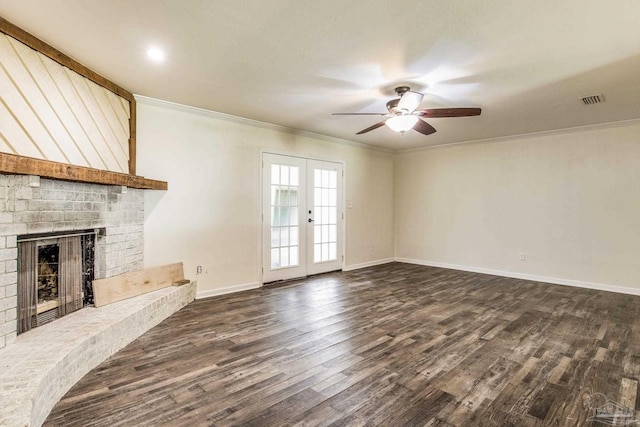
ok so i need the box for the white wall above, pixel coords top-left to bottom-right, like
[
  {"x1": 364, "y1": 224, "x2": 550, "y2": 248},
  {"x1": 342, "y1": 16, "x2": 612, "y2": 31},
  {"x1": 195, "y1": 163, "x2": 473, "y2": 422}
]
[
  {"x1": 136, "y1": 95, "x2": 640, "y2": 296},
  {"x1": 395, "y1": 121, "x2": 640, "y2": 290},
  {"x1": 136, "y1": 98, "x2": 395, "y2": 295}
]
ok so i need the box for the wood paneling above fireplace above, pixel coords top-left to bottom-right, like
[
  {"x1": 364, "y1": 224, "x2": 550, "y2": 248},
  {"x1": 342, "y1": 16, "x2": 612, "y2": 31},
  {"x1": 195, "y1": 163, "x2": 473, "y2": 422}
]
[{"x1": 0, "y1": 17, "x2": 166, "y2": 190}]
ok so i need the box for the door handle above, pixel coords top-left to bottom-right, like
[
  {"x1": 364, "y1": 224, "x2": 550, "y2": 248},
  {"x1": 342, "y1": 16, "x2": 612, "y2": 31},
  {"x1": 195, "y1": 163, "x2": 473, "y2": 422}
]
[{"x1": 308, "y1": 218, "x2": 314, "y2": 223}]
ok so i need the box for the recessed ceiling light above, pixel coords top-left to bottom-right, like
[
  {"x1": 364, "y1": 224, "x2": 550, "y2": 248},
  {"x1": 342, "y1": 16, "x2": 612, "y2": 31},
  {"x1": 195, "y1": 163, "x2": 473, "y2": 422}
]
[{"x1": 147, "y1": 47, "x2": 165, "y2": 62}]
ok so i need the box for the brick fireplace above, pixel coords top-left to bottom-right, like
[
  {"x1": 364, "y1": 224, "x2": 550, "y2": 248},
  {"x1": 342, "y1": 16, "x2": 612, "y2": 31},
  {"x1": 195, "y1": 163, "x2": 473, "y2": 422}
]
[{"x1": 0, "y1": 174, "x2": 144, "y2": 349}]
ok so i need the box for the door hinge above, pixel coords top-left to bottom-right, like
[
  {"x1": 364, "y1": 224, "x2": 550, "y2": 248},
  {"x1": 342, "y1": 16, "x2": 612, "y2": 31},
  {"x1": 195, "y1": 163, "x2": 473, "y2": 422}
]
[
  {"x1": 342, "y1": 212, "x2": 344, "y2": 220},
  {"x1": 342, "y1": 255, "x2": 344, "y2": 262},
  {"x1": 342, "y1": 170, "x2": 344, "y2": 178}
]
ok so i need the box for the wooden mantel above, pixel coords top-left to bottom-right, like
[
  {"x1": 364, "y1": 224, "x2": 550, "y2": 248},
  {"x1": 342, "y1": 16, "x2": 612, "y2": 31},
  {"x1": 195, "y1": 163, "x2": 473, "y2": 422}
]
[
  {"x1": 0, "y1": 17, "x2": 166, "y2": 190},
  {"x1": 0, "y1": 152, "x2": 167, "y2": 190}
]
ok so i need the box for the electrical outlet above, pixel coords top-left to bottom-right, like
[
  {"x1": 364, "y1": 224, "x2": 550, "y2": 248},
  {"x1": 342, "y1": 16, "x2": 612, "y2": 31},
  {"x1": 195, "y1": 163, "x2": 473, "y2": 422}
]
[
  {"x1": 519, "y1": 252, "x2": 526, "y2": 261},
  {"x1": 196, "y1": 265, "x2": 202, "y2": 274}
]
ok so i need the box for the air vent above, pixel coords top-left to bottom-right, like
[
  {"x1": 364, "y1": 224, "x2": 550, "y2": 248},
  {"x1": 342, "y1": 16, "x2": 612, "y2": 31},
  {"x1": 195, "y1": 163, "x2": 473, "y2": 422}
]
[{"x1": 581, "y1": 94, "x2": 605, "y2": 105}]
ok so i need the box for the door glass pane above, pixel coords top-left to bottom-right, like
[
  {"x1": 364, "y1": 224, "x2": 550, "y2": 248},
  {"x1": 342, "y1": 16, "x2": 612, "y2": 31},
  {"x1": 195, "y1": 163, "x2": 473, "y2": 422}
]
[
  {"x1": 329, "y1": 171, "x2": 337, "y2": 188},
  {"x1": 270, "y1": 164, "x2": 300, "y2": 270},
  {"x1": 322, "y1": 188, "x2": 329, "y2": 206},
  {"x1": 271, "y1": 165, "x2": 280, "y2": 185},
  {"x1": 271, "y1": 227, "x2": 280, "y2": 247},
  {"x1": 281, "y1": 227, "x2": 289, "y2": 246},
  {"x1": 313, "y1": 167, "x2": 338, "y2": 263},
  {"x1": 281, "y1": 166, "x2": 290, "y2": 185},
  {"x1": 280, "y1": 187, "x2": 289, "y2": 205},
  {"x1": 329, "y1": 209, "x2": 337, "y2": 224},
  {"x1": 289, "y1": 206, "x2": 298, "y2": 226},
  {"x1": 280, "y1": 206, "x2": 290, "y2": 226}
]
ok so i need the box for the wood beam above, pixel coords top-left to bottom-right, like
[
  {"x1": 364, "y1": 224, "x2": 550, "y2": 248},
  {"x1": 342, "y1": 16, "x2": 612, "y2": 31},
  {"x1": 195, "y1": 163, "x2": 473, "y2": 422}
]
[
  {"x1": 0, "y1": 152, "x2": 167, "y2": 190},
  {"x1": 129, "y1": 97, "x2": 137, "y2": 175},
  {"x1": 93, "y1": 263, "x2": 185, "y2": 307}
]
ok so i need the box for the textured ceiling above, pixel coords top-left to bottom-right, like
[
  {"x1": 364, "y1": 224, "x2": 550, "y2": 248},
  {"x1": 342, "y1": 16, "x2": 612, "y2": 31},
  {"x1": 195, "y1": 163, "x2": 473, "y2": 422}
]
[{"x1": 1, "y1": 0, "x2": 640, "y2": 150}]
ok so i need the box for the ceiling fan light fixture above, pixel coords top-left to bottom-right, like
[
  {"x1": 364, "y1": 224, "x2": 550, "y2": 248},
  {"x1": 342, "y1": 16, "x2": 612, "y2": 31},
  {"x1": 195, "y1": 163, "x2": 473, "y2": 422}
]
[
  {"x1": 397, "y1": 91, "x2": 424, "y2": 113},
  {"x1": 386, "y1": 115, "x2": 419, "y2": 132},
  {"x1": 333, "y1": 86, "x2": 480, "y2": 136}
]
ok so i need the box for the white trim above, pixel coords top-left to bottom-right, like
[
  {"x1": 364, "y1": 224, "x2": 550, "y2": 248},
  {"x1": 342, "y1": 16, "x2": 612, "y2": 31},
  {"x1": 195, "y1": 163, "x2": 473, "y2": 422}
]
[
  {"x1": 343, "y1": 258, "x2": 395, "y2": 272},
  {"x1": 395, "y1": 257, "x2": 640, "y2": 296},
  {"x1": 196, "y1": 282, "x2": 261, "y2": 299},
  {"x1": 261, "y1": 149, "x2": 345, "y2": 166},
  {"x1": 134, "y1": 95, "x2": 392, "y2": 153},
  {"x1": 397, "y1": 118, "x2": 640, "y2": 155},
  {"x1": 257, "y1": 150, "x2": 264, "y2": 286}
]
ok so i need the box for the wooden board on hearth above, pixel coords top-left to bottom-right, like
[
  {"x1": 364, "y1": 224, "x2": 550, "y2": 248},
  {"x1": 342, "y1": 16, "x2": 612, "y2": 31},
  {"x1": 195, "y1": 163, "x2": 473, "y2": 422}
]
[{"x1": 93, "y1": 262, "x2": 187, "y2": 307}]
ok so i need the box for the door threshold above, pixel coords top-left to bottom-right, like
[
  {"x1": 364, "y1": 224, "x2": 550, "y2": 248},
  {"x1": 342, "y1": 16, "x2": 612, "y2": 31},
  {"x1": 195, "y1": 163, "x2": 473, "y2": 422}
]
[
  {"x1": 263, "y1": 276, "x2": 307, "y2": 288},
  {"x1": 263, "y1": 269, "x2": 342, "y2": 287}
]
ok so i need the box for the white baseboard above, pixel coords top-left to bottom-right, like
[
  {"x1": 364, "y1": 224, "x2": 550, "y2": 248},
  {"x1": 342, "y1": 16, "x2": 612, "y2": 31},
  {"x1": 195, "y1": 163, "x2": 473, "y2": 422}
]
[
  {"x1": 196, "y1": 282, "x2": 261, "y2": 299},
  {"x1": 343, "y1": 258, "x2": 395, "y2": 272},
  {"x1": 395, "y1": 257, "x2": 640, "y2": 297}
]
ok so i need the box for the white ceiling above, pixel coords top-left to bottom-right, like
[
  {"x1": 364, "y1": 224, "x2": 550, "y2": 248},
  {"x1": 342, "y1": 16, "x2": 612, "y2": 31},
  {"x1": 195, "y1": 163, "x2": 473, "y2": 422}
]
[{"x1": 2, "y1": 0, "x2": 640, "y2": 150}]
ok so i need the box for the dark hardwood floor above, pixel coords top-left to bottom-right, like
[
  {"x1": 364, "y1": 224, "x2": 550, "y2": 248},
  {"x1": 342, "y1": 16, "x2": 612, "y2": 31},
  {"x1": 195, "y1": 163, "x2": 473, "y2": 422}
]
[{"x1": 45, "y1": 262, "x2": 640, "y2": 426}]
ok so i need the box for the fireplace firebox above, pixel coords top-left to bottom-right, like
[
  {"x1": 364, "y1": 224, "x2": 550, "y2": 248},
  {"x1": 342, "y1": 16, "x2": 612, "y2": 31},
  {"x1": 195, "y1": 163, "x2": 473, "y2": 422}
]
[{"x1": 17, "y1": 229, "x2": 98, "y2": 333}]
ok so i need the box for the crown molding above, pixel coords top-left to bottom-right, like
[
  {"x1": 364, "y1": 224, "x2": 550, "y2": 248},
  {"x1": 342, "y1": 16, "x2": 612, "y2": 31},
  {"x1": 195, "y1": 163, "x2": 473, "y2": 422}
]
[
  {"x1": 397, "y1": 117, "x2": 640, "y2": 155},
  {"x1": 134, "y1": 95, "x2": 394, "y2": 154}
]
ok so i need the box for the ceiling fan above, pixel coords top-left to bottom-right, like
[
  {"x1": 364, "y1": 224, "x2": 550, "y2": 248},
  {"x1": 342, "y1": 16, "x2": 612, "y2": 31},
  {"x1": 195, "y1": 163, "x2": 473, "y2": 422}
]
[{"x1": 332, "y1": 86, "x2": 481, "y2": 136}]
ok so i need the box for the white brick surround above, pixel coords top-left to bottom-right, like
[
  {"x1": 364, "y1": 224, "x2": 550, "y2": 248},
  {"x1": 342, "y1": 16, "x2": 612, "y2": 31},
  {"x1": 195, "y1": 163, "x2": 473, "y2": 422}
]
[
  {"x1": 0, "y1": 281, "x2": 196, "y2": 427},
  {"x1": 0, "y1": 175, "x2": 145, "y2": 350}
]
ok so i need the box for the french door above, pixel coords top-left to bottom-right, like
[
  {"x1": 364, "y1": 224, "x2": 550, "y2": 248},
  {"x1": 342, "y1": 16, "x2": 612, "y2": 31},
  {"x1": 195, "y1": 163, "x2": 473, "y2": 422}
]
[{"x1": 262, "y1": 153, "x2": 343, "y2": 282}]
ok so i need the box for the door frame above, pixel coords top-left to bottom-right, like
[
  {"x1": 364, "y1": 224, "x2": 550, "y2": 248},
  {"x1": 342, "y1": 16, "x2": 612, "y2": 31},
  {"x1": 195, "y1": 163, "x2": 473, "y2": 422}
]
[{"x1": 258, "y1": 149, "x2": 346, "y2": 285}]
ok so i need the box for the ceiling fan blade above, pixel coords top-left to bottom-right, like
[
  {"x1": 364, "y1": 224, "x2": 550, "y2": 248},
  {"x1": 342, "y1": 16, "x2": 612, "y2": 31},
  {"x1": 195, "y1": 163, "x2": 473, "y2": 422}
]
[
  {"x1": 332, "y1": 112, "x2": 388, "y2": 116},
  {"x1": 397, "y1": 91, "x2": 424, "y2": 113},
  {"x1": 416, "y1": 108, "x2": 481, "y2": 118},
  {"x1": 413, "y1": 119, "x2": 437, "y2": 136},
  {"x1": 356, "y1": 120, "x2": 387, "y2": 135}
]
